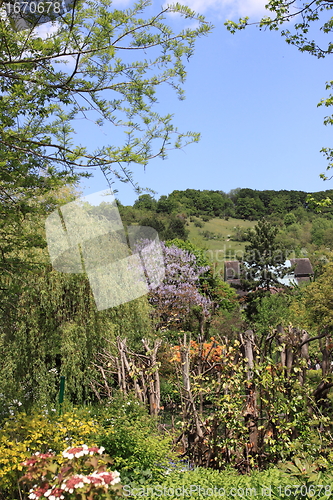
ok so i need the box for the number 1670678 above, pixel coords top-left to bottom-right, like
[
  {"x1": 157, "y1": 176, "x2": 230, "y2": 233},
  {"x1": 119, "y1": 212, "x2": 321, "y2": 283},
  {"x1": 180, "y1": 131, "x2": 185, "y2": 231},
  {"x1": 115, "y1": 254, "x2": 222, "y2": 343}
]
[{"x1": 7, "y1": 1, "x2": 62, "y2": 15}]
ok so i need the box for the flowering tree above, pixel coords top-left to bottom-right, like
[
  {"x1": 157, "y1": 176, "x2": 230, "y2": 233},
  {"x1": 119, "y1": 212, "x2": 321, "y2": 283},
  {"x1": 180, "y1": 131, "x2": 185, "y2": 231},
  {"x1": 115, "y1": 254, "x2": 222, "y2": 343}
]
[{"x1": 146, "y1": 242, "x2": 213, "y2": 333}]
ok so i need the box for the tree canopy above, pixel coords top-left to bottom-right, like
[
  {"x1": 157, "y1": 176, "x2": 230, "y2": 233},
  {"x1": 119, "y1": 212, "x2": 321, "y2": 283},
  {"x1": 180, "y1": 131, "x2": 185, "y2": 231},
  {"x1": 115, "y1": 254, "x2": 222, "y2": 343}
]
[
  {"x1": 131, "y1": 187, "x2": 333, "y2": 220},
  {"x1": 1, "y1": 0, "x2": 211, "y2": 183},
  {"x1": 0, "y1": 0, "x2": 211, "y2": 290}
]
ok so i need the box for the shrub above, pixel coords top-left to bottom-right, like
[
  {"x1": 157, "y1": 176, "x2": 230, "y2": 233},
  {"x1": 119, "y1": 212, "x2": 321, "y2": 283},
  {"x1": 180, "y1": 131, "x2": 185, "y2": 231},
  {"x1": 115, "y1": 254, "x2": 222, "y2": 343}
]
[
  {"x1": 199, "y1": 230, "x2": 221, "y2": 240},
  {"x1": 96, "y1": 396, "x2": 174, "y2": 485},
  {"x1": 231, "y1": 226, "x2": 250, "y2": 242},
  {"x1": 0, "y1": 409, "x2": 103, "y2": 499},
  {"x1": 127, "y1": 466, "x2": 333, "y2": 499},
  {"x1": 284, "y1": 212, "x2": 297, "y2": 227},
  {"x1": 19, "y1": 445, "x2": 121, "y2": 500},
  {"x1": 159, "y1": 379, "x2": 181, "y2": 409},
  {"x1": 0, "y1": 398, "x2": 175, "y2": 497}
]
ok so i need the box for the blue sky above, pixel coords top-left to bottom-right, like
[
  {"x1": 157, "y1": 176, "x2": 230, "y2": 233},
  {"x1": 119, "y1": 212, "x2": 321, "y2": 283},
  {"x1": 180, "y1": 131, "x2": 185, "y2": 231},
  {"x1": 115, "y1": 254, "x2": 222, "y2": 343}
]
[{"x1": 79, "y1": 0, "x2": 333, "y2": 206}]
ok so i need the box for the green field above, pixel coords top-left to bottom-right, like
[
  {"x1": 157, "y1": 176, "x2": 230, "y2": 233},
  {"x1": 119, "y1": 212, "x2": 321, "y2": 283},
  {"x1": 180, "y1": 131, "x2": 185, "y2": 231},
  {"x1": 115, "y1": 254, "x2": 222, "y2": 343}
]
[{"x1": 187, "y1": 217, "x2": 257, "y2": 273}]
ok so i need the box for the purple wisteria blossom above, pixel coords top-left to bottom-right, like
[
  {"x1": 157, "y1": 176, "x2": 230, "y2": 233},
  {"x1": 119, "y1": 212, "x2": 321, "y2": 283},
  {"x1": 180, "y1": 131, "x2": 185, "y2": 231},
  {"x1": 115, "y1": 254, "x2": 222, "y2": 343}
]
[{"x1": 134, "y1": 240, "x2": 212, "y2": 329}]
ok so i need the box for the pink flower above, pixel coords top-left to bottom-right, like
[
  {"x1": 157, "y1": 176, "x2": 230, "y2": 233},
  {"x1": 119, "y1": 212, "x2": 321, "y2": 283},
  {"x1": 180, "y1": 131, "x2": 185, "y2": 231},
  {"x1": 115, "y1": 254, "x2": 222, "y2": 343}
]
[
  {"x1": 86, "y1": 475, "x2": 104, "y2": 485},
  {"x1": 23, "y1": 457, "x2": 38, "y2": 467},
  {"x1": 39, "y1": 453, "x2": 54, "y2": 459},
  {"x1": 87, "y1": 446, "x2": 105, "y2": 455},
  {"x1": 61, "y1": 474, "x2": 89, "y2": 493},
  {"x1": 87, "y1": 471, "x2": 121, "y2": 487},
  {"x1": 23, "y1": 453, "x2": 54, "y2": 467},
  {"x1": 28, "y1": 484, "x2": 50, "y2": 499},
  {"x1": 44, "y1": 488, "x2": 64, "y2": 500},
  {"x1": 100, "y1": 471, "x2": 120, "y2": 485},
  {"x1": 62, "y1": 445, "x2": 89, "y2": 459}
]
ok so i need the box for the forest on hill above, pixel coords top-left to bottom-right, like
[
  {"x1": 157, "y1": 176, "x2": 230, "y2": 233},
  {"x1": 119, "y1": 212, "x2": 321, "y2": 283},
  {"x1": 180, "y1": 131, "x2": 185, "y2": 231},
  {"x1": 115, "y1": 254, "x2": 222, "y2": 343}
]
[
  {"x1": 126, "y1": 187, "x2": 333, "y2": 220},
  {"x1": 118, "y1": 188, "x2": 333, "y2": 271}
]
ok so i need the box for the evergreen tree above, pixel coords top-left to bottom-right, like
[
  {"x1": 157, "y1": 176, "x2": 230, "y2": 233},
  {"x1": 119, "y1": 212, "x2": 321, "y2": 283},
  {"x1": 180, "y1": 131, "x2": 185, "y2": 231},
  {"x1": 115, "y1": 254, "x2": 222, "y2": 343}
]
[{"x1": 241, "y1": 219, "x2": 289, "y2": 292}]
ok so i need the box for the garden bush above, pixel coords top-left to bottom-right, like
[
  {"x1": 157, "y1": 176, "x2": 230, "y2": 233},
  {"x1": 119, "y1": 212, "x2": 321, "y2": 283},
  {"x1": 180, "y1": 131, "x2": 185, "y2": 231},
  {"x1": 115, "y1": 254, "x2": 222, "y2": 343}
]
[
  {"x1": 0, "y1": 396, "x2": 175, "y2": 498},
  {"x1": 96, "y1": 396, "x2": 174, "y2": 485},
  {"x1": 19, "y1": 444, "x2": 121, "y2": 500},
  {"x1": 127, "y1": 466, "x2": 333, "y2": 499},
  {"x1": 0, "y1": 408, "x2": 103, "y2": 499}
]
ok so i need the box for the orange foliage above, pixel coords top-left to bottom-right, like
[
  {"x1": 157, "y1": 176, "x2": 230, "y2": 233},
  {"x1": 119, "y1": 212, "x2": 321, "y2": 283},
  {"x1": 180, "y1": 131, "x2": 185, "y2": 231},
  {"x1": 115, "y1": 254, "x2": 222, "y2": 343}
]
[{"x1": 170, "y1": 337, "x2": 227, "y2": 364}]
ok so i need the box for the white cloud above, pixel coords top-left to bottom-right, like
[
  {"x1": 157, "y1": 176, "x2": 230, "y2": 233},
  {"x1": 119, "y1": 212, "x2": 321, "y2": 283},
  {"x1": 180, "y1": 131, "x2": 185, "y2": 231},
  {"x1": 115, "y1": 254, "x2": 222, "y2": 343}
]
[
  {"x1": 35, "y1": 21, "x2": 59, "y2": 39},
  {"x1": 166, "y1": 0, "x2": 269, "y2": 19},
  {"x1": 228, "y1": 0, "x2": 269, "y2": 18},
  {"x1": 34, "y1": 21, "x2": 77, "y2": 69}
]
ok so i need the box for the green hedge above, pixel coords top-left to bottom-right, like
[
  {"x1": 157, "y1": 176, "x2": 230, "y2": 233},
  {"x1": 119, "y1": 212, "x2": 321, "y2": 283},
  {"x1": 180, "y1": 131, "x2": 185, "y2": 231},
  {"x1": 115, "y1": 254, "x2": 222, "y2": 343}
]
[{"x1": 124, "y1": 467, "x2": 333, "y2": 500}]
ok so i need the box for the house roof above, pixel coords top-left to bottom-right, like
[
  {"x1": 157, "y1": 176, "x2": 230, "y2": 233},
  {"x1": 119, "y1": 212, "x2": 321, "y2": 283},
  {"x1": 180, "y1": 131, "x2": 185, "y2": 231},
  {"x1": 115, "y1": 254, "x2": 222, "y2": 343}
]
[
  {"x1": 224, "y1": 260, "x2": 240, "y2": 280},
  {"x1": 289, "y1": 258, "x2": 313, "y2": 277},
  {"x1": 224, "y1": 258, "x2": 313, "y2": 292}
]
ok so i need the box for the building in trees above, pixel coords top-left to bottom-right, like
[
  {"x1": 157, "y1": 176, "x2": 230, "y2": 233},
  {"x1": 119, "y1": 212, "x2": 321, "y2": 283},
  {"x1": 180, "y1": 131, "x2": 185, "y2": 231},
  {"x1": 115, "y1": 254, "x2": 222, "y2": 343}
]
[
  {"x1": 224, "y1": 258, "x2": 313, "y2": 292},
  {"x1": 289, "y1": 258, "x2": 314, "y2": 284}
]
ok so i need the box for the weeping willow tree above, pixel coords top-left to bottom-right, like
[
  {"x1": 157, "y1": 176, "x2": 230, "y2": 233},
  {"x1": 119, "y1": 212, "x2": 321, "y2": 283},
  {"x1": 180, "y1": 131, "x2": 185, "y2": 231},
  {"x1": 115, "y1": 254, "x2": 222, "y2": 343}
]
[
  {"x1": 0, "y1": 266, "x2": 152, "y2": 411},
  {"x1": 0, "y1": 182, "x2": 153, "y2": 413}
]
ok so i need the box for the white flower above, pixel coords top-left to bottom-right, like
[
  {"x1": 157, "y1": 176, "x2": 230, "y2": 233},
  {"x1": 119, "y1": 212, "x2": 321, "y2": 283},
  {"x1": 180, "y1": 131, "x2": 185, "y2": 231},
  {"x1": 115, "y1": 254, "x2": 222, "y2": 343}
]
[
  {"x1": 110, "y1": 471, "x2": 121, "y2": 485},
  {"x1": 62, "y1": 474, "x2": 89, "y2": 492},
  {"x1": 63, "y1": 444, "x2": 90, "y2": 459}
]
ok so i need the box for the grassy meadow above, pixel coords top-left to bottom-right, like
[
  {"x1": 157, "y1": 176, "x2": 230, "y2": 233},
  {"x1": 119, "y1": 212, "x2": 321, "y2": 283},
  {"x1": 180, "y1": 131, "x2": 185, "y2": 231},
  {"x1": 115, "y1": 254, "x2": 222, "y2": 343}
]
[{"x1": 187, "y1": 217, "x2": 257, "y2": 273}]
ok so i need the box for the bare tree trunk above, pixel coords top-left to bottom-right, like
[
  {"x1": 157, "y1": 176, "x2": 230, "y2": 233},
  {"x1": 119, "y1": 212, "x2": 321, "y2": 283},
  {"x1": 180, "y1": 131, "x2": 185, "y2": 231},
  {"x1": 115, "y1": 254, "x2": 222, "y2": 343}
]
[
  {"x1": 116, "y1": 358, "x2": 123, "y2": 393},
  {"x1": 140, "y1": 372, "x2": 147, "y2": 405},
  {"x1": 180, "y1": 337, "x2": 203, "y2": 439},
  {"x1": 286, "y1": 346, "x2": 293, "y2": 375},
  {"x1": 118, "y1": 338, "x2": 143, "y2": 401},
  {"x1": 92, "y1": 337, "x2": 162, "y2": 414},
  {"x1": 177, "y1": 334, "x2": 205, "y2": 465},
  {"x1": 142, "y1": 339, "x2": 162, "y2": 416},
  {"x1": 320, "y1": 336, "x2": 331, "y2": 377},
  {"x1": 118, "y1": 339, "x2": 128, "y2": 395},
  {"x1": 277, "y1": 324, "x2": 287, "y2": 368},
  {"x1": 198, "y1": 340, "x2": 203, "y2": 415},
  {"x1": 278, "y1": 325, "x2": 296, "y2": 377},
  {"x1": 242, "y1": 329, "x2": 258, "y2": 454},
  {"x1": 299, "y1": 330, "x2": 309, "y2": 385}
]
